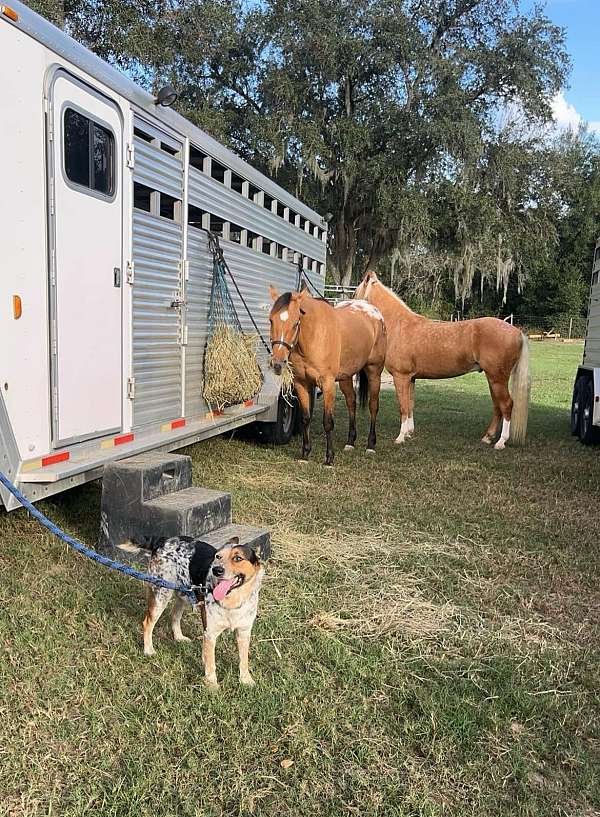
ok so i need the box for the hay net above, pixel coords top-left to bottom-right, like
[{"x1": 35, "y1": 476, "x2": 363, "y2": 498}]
[{"x1": 203, "y1": 237, "x2": 263, "y2": 411}]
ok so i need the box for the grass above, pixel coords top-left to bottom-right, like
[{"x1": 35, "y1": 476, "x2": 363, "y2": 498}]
[{"x1": 1, "y1": 341, "x2": 599, "y2": 817}]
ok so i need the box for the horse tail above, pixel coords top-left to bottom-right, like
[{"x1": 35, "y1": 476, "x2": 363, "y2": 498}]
[
  {"x1": 510, "y1": 332, "x2": 530, "y2": 445},
  {"x1": 358, "y1": 369, "x2": 369, "y2": 409}
]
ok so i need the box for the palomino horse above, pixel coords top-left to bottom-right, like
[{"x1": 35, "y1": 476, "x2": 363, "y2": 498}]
[
  {"x1": 268, "y1": 286, "x2": 386, "y2": 465},
  {"x1": 354, "y1": 271, "x2": 530, "y2": 449}
]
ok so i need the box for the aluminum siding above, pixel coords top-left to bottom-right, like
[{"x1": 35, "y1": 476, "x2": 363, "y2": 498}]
[
  {"x1": 185, "y1": 229, "x2": 212, "y2": 418},
  {"x1": 188, "y1": 168, "x2": 326, "y2": 262},
  {"x1": 132, "y1": 211, "x2": 183, "y2": 426},
  {"x1": 134, "y1": 137, "x2": 183, "y2": 199}
]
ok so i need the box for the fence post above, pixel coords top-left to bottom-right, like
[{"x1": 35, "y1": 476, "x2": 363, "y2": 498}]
[{"x1": 569, "y1": 317, "x2": 573, "y2": 340}]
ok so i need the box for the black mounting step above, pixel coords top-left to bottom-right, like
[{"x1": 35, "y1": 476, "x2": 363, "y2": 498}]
[{"x1": 97, "y1": 452, "x2": 270, "y2": 563}]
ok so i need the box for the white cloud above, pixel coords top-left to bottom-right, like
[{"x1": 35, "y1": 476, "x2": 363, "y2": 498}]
[{"x1": 550, "y1": 92, "x2": 582, "y2": 131}]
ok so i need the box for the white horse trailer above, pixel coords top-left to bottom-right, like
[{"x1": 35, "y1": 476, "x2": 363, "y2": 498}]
[
  {"x1": 571, "y1": 237, "x2": 600, "y2": 444},
  {"x1": 0, "y1": 1, "x2": 327, "y2": 511}
]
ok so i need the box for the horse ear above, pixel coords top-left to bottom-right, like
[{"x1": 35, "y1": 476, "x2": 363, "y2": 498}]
[
  {"x1": 366, "y1": 270, "x2": 378, "y2": 282},
  {"x1": 268, "y1": 285, "x2": 279, "y2": 301}
]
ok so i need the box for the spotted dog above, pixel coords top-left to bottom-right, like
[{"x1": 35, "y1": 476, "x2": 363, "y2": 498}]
[{"x1": 142, "y1": 535, "x2": 264, "y2": 687}]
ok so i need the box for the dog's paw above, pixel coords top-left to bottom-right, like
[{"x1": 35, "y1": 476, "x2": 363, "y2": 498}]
[
  {"x1": 173, "y1": 634, "x2": 191, "y2": 643},
  {"x1": 240, "y1": 673, "x2": 256, "y2": 687},
  {"x1": 204, "y1": 675, "x2": 219, "y2": 690},
  {"x1": 144, "y1": 647, "x2": 156, "y2": 657}
]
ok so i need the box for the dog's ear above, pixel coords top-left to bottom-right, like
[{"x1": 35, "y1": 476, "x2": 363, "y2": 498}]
[{"x1": 226, "y1": 535, "x2": 240, "y2": 545}]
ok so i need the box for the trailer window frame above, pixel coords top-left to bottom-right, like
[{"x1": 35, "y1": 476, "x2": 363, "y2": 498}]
[{"x1": 61, "y1": 102, "x2": 117, "y2": 202}]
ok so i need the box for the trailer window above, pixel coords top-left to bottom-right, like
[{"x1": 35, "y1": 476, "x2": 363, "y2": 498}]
[
  {"x1": 188, "y1": 204, "x2": 205, "y2": 229},
  {"x1": 134, "y1": 183, "x2": 152, "y2": 212},
  {"x1": 229, "y1": 223, "x2": 243, "y2": 244},
  {"x1": 231, "y1": 174, "x2": 245, "y2": 193},
  {"x1": 64, "y1": 108, "x2": 114, "y2": 197},
  {"x1": 189, "y1": 145, "x2": 207, "y2": 171}
]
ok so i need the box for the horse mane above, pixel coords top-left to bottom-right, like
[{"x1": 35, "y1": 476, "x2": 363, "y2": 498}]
[
  {"x1": 273, "y1": 292, "x2": 293, "y2": 312},
  {"x1": 372, "y1": 280, "x2": 416, "y2": 315},
  {"x1": 274, "y1": 291, "x2": 331, "y2": 312}
]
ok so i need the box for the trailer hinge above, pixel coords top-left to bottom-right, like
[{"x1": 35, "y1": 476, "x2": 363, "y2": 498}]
[
  {"x1": 126, "y1": 143, "x2": 135, "y2": 169},
  {"x1": 181, "y1": 325, "x2": 189, "y2": 346},
  {"x1": 127, "y1": 377, "x2": 135, "y2": 399},
  {"x1": 126, "y1": 260, "x2": 135, "y2": 284},
  {"x1": 50, "y1": 249, "x2": 56, "y2": 286},
  {"x1": 49, "y1": 178, "x2": 55, "y2": 216}
]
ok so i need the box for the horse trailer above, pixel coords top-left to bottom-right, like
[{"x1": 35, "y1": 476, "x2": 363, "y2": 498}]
[
  {"x1": 571, "y1": 237, "x2": 600, "y2": 444},
  {"x1": 0, "y1": 0, "x2": 327, "y2": 511}
]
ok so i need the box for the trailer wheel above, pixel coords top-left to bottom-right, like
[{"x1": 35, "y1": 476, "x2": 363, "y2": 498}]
[
  {"x1": 571, "y1": 378, "x2": 584, "y2": 437},
  {"x1": 256, "y1": 394, "x2": 297, "y2": 445},
  {"x1": 579, "y1": 380, "x2": 600, "y2": 445}
]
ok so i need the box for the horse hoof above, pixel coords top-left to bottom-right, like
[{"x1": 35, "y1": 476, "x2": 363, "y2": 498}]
[
  {"x1": 365, "y1": 448, "x2": 376, "y2": 454},
  {"x1": 481, "y1": 435, "x2": 493, "y2": 445},
  {"x1": 494, "y1": 440, "x2": 506, "y2": 451},
  {"x1": 394, "y1": 435, "x2": 406, "y2": 444},
  {"x1": 324, "y1": 462, "x2": 334, "y2": 468},
  {"x1": 297, "y1": 458, "x2": 309, "y2": 464},
  {"x1": 344, "y1": 444, "x2": 354, "y2": 451}
]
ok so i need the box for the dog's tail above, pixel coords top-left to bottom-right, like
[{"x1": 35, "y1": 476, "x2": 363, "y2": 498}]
[
  {"x1": 358, "y1": 369, "x2": 369, "y2": 409},
  {"x1": 510, "y1": 332, "x2": 530, "y2": 445}
]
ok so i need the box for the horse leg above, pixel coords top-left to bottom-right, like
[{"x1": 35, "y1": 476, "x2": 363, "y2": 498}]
[
  {"x1": 406, "y1": 379, "x2": 415, "y2": 438},
  {"x1": 481, "y1": 375, "x2": 502, "y2": 445},
  {"x1": 392, "y1": 374, "x2": 412, "y2": 443},
  {"x1": 365, "y1": 366, "x2": 382, "y2": 453},
  {"x1": 487, "y1": 376, "x2": 513, "y2": 450},
  {"x1": 321, "y1": 377, "x2": 336, "y2": 466},
  {"x1": 339, "y1": 377, "x2": 357, "y2": 450},
  {"x1": 295, "y1": 380, "x2": 313, "y2": 461}
]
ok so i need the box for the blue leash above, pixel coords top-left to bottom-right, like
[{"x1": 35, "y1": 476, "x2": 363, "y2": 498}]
[{"x1": 0, "y1": 471, "x2": 198, "y2": 604}]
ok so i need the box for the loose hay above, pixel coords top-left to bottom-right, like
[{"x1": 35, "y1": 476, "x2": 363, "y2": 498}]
[
  {"x1": 279, "y1": 360, "x2": 295, "y2": 405},
  {"x1": 309, "y1": 574, "x2": 456, "y2": 640},
  {"x1": 203, "y1": 327, "x2": 263, "y2": 410}
]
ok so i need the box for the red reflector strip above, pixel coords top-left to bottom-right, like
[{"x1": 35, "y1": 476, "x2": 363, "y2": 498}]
[
  {"x1": 41, "y1": 451, "x2": 70, "y2": 467},
  {"x1": 172, "y1": 418, "x2": 186, "y2": 429},
  {"x1": 213, "y1": 409, "x2": 224, "y2": 416},
  {"x1": 243, "y1": 400, "x2": 254, "y2": 408},
  {"x1": 114, "y1": 433, "x2": 134, "y2": 446}
]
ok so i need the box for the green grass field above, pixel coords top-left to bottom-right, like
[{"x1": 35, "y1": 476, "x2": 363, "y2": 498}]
[{"x1": 1, "y1": 342, "x2": 599, "y2": 817}]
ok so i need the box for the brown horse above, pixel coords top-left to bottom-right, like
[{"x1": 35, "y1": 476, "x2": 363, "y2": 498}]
[
  {"x1": 354, "y1": 271, "x2": 530, "y2": 449},
  {"x1": 268, "y1": 286, "x2": 386, "y2": 465}
]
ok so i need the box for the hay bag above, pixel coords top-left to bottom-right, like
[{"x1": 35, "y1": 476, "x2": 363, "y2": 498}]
[{"x1": 203, "y1": 251, "x2": 263, "y2": 411}]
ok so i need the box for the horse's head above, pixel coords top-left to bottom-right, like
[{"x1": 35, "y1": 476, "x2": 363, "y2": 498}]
[
  {"x1": 268, "y1": 285, "x2": 307, "y2": 374},
  {"x1": 354, "y1": 270, "x2": 379, "y2": 301}
]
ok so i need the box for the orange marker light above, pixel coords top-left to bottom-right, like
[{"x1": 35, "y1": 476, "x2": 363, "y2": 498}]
[
  {"x1": 1, "y1": 5, "x2": 19, "y2": 21},
  {"x1": 13, "y1": 295, "x2": 22, "y2": 319}
]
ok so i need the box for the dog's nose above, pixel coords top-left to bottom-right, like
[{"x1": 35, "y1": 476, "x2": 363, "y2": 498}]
[
  {"x1": 212, "y1": 565, "x2": 224, "y2": 577},
  {"x1": 272, "y1": 360, "x2": 283, "y2": 375}
]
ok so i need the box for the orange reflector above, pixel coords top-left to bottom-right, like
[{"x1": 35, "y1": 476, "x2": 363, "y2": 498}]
[
  {"x1": 13, "y1": 295, "x2": 22, "y2": 319},
  {"x1": 1, "y1": 5, "x2": 18, "y2": 21}
]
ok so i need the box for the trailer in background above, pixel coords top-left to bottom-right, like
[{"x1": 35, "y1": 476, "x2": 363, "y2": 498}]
[
  {"x1": 571, "y1": 237, "x2": 600, "y2": 444},
  {"x1": 0, "y1": 1, "x2": 326, "y2": 511}
]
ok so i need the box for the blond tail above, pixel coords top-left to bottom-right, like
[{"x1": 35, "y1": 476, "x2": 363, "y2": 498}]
[{"x1": 510, "y1": 333, "x2": 530, "y2": 445}]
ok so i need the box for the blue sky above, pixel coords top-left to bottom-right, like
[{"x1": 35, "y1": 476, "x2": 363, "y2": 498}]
[{"x1": 523, "y1": 0, "x2": 600, "y2": 131}]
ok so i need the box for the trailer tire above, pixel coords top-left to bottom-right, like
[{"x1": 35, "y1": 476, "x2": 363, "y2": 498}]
[
  {"x1": 256, "y1": 394, "x2": 297, "y2": 445},
  {"x1": 579, "y1": 379, "x2": 600, "y2": 445},
  {"x1": 571, "y1": 377, "x2": 585, "y2": 437}
]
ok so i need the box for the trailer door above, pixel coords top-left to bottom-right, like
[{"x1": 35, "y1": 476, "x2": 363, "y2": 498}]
[{"x1": 49, "y1": 73, "x2": 123, "y2": 445}]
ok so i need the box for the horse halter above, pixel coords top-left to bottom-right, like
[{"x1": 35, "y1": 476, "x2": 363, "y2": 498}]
[{"x1": 271, "y1": 312, "x2": 302, "y2": 354}]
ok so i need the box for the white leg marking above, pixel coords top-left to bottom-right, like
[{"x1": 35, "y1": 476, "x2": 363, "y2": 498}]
[
  {"x1": 406, "y1": 415, "x2": 414, "y2": 436},
  {"x1": 395, "y1": 418, "x2": 409, "y2": 444},
  {"x1": 344, "y1": 444, "x2": 354, "y2": 451},
  {"x1": 494, "y1": 419, "x2": 510, "y2": 450}
]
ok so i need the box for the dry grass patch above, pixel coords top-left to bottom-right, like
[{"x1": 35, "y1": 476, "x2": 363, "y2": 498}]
[{"x1": 309, "y1": 572, "x2": 456, "y2": 640}]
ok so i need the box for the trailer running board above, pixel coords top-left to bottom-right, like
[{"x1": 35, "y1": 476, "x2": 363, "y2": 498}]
[{"x1": 17, "y1": 403, "x2": 268, "y2": 485}]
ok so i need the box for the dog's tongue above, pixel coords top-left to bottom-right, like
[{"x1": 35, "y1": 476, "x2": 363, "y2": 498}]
[{"x1": 212, "y1": 579, "x2": 235, "y2": 602}]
